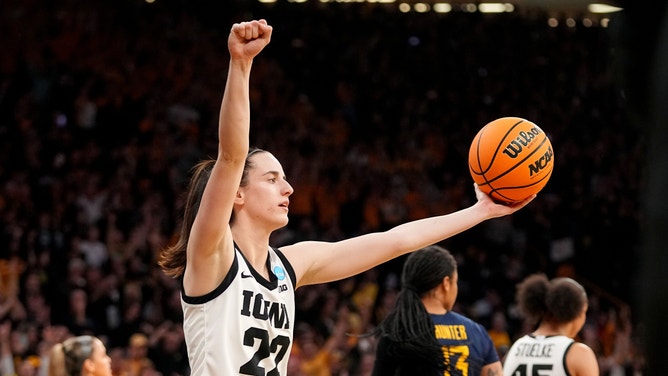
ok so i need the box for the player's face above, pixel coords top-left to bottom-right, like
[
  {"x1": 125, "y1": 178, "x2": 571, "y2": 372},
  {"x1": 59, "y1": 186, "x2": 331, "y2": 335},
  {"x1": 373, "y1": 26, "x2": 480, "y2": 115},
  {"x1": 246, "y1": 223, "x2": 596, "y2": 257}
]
[
  {"x1": 241, "y1": 152, "x2": 294, "y2": 228},
  {"x1": 87, "y1": 339, "x2": 112, "y2": 376}
]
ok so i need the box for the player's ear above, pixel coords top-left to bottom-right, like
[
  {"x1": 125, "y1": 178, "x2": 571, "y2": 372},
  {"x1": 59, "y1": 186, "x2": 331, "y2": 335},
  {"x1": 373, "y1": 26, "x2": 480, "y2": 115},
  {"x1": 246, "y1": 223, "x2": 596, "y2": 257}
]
[
  {"x1": 234, "y1": 190, "x2": 244, "y2": 204},
  {"x1": 441, "y1": 276, "x2": 451, "y2": 292},
  {"x1": 82, "y1": 358, "x2": 95, "y2": 374}
]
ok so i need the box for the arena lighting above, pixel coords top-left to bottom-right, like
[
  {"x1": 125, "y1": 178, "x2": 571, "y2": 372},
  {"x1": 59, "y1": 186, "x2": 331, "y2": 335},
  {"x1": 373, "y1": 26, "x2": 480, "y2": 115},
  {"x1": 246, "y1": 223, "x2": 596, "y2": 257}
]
[
  {"x1": 319, "y1": 0, "x2": 385, "y2": 2},
  {"x1": 588, "y1": 3, "x2": 623, "y2": 13},
  {"x1": 461, "y1": 3, "x2": 477, "y2": 12},
  {"x1": 258, "y1": 0, "x2": 276, "y2": 3},
  {"x1": 414, "y1": 2, "x2": 430, "y2": 12},
  {"x1": 398, "y1": 2, "x2": 411, "y2": 12},
  {"x1": 433, "y1": 3, "x2": 452, "y2": 13},
  {"x1": 478, "y1": 3, "x2": 506, "y2": 13}
]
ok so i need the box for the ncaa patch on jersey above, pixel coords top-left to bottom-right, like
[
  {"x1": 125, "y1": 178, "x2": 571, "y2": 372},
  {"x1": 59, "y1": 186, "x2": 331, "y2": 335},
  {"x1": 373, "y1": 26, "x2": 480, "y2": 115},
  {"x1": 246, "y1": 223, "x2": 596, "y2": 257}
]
[{"x1": 273, "y1": 266, "x2": 286, "y2": 280}]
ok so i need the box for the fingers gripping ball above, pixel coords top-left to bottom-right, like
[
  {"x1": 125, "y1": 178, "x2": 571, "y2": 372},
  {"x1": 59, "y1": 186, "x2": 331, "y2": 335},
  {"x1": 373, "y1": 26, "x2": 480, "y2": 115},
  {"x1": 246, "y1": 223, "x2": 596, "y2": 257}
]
[{"x1": 468, "y1": 117, "x2": 554, "y2": 203}]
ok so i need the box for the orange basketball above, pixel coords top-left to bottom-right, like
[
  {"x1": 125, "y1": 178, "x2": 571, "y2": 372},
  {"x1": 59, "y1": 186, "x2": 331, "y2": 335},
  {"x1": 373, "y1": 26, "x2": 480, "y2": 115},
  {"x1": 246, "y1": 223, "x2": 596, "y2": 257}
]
[{"x1": 468, "y1": 117, "x2": 554, "y2": 203}]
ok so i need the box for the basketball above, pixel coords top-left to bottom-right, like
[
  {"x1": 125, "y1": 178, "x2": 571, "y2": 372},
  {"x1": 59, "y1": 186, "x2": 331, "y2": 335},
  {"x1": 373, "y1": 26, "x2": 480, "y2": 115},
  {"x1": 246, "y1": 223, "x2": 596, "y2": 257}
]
[{"x1": 468, "y1": 117, "x2": 554, "y2": 203}]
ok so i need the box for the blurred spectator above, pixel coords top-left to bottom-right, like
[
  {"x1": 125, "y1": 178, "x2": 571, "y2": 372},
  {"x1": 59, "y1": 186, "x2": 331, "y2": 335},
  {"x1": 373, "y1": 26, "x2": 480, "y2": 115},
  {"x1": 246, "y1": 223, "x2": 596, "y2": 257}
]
[
  {"x1": 146, "y1": 321, "x2": 188, "y2": 376},
  {"x1": 76, "y1": 226, "x2": 108, "y2": 269},
  {"x1": 487, "y1": 311, "x2": 511, "y2": 359},
  {"x1": 119, "y1": 333, "x2": 154, "y2": 376},
  {"x1": 64, "y1": 288, "x2": 97, "y2": 336}
]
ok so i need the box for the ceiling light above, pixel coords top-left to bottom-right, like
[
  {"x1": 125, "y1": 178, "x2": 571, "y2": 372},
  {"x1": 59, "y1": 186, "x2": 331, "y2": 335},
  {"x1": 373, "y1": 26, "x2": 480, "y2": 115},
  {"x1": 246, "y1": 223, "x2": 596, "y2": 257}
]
[
  {"x1": 414, "y1": 2, "x2": 430, "y2": 12},
  {"x1": 479, "y1": 3, "x2": 506, "y2": 13},
  {"x1": 588, "y1": 3, "x2": 623, "y2": 13},
  {"x1": 399, "y1": 2, "x2": 411, "y2": 12},
  {"x1": 433, "y1": 3, "x2": 452, "y2": 13}
]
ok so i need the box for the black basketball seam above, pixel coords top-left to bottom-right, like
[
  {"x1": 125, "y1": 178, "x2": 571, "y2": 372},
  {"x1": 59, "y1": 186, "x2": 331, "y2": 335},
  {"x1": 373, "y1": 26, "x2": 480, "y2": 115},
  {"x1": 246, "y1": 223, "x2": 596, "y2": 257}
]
[
  {"x1": 489, "y1": 166, "x2": 553, "y2": 202},
  {"x1": 478, "y1": 119, "x2": 525, "y2": 176},
  {"x1": 474, "y1": 129, "x2": 485, "y2": 175},
  {"x1": 471, "y1": 119, "x2": 525, "y2": 191}
]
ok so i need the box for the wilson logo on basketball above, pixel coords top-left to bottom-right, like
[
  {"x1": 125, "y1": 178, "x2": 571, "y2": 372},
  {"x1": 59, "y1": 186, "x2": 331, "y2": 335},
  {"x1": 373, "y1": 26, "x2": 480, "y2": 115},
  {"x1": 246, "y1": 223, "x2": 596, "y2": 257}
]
[
  {"x1": 502, "y1": 127, "x2": 543, "y2": 158},
  {"x1": 529, "y1": 146, "x2": 553, "y2": 177}
]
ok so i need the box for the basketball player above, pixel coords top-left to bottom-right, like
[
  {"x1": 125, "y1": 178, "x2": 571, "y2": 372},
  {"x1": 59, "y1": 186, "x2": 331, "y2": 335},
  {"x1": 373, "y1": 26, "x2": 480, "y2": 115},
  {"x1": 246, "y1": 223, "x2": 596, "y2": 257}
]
[
  {"x1": 502, "y1": 274, "x2": 599, "y2": 376},
  {"x1": 48, "y1": 335, "x2": 112, "y2": 376},
  {"x1": 158, "y1": 19, "x2": 534, "y2": 375},
  {"x1": 373, "y1": 245, "x2": 503, "y2": 376}
]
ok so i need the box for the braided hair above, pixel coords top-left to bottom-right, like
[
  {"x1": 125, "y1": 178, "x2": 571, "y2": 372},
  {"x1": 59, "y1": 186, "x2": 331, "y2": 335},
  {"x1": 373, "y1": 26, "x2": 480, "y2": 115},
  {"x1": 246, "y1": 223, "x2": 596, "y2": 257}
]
[{"x1": 375, "y1": 245, "x2": 457, "y2": 374}]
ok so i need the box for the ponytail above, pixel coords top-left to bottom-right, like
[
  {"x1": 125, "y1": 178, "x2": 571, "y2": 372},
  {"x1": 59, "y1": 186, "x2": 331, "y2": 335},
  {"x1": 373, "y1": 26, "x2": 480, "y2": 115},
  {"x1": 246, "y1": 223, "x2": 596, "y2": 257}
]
[
  {"x1": 48, "y1": 335, "x2": 94, "y2": 376},
  {"x1": 377, "y1": 288, "x2": 443, "y2": 366},
  {"x1": 47, "y1": 343, "x2": 67, "y2": 376}
]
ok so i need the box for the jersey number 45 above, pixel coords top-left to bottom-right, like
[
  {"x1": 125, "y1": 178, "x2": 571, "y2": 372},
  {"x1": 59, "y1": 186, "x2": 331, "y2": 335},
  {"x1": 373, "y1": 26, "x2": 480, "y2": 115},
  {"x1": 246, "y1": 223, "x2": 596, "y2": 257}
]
[{"x1": 508, "y1": 364, "x2": 554, "y2": 376}]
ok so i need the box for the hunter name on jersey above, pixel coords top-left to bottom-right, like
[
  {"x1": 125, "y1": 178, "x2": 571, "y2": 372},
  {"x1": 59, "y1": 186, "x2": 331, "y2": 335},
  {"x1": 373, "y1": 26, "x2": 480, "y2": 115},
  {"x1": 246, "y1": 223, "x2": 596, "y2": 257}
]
[{"x1": 435, "y1": 324, "x2": 469, "y2": 341}]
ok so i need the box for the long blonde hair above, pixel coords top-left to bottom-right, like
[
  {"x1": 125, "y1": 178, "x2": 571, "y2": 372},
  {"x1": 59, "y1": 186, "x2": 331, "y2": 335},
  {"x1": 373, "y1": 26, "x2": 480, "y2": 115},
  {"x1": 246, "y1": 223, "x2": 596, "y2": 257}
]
[{"x1": 48, "y1": 335, "x2": 95, "y2": 376}]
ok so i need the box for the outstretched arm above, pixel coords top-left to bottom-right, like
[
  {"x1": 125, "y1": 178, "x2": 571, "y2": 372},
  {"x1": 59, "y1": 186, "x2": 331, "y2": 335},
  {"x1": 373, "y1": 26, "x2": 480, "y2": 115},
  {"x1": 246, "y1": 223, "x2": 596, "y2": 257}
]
[
  {"x1": 184, "y1": 20, "x2": 272, "y2": 296},
  {"x1": 284, "y1": 184, "x2": 534, "y2": 287}
]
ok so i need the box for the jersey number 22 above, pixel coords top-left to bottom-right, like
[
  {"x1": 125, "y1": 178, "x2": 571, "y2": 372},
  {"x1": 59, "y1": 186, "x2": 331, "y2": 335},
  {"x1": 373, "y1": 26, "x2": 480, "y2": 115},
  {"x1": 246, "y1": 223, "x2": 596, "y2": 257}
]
[{"x1": 240, "y1": 327, "x2": 290, "y2": 376}]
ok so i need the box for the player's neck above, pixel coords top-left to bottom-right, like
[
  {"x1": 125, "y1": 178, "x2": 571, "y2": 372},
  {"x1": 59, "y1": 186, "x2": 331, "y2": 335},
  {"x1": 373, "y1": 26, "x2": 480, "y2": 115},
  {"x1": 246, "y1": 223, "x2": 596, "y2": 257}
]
[
  {"x1": 232, "y1": 222, "x2": 271, "y2": 252},
  {"x1": 422, "y1": 296, "x2": 448, "y2": 315},
  {"x1": 231, "y1": 211, "x2": 274, "y2": 244},
  {"x1": 231, "y1": 229, "x2": 271, "y2": 274},
  {"x1": 533, "y1": 321, "x2": 572, "y2": 337}
]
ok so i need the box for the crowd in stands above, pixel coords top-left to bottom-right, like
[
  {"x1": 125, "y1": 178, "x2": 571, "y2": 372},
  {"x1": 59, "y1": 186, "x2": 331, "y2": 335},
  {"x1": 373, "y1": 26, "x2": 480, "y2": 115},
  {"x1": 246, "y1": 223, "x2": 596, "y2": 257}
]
[{"x1": 0, "y1": 0, "x2": 645, "y2": 374}]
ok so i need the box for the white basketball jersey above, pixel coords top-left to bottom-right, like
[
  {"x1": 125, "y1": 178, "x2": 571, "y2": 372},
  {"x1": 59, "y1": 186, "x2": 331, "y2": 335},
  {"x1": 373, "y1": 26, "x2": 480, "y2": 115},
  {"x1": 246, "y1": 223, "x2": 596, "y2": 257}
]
[
  {"x1": 181, "y1": 245, "x2": 296, "y2": 376},
  {"x1": 503, "y1": 334, "x2": 574, "y2": 376}
]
